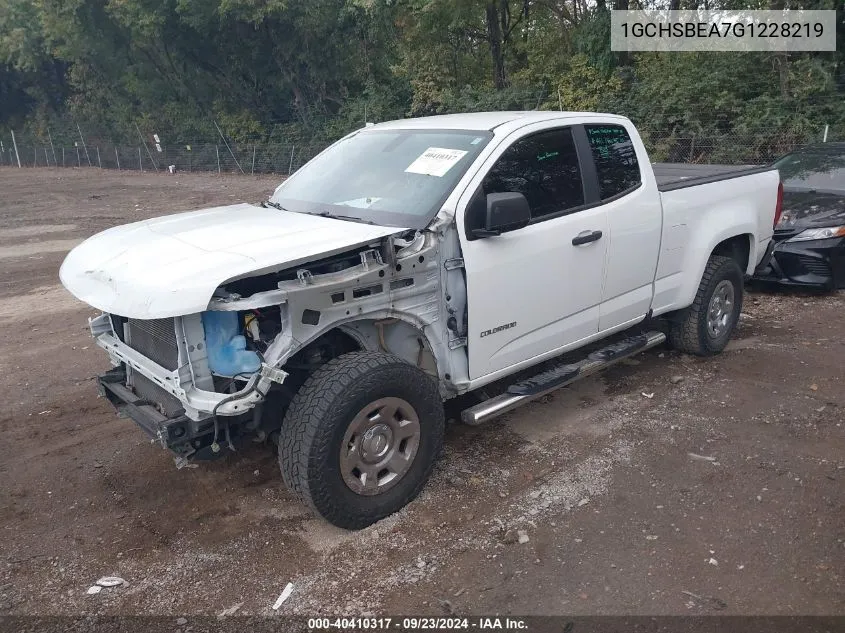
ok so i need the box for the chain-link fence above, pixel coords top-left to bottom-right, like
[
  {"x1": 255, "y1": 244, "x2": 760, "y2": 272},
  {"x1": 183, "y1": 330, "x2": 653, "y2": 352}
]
[
  {"x1": 0, "y1": 140, "x2": 330, "y2": 175},
  {"x1": 0, "y1": 126, "x2": 832, "y2": 174},
  {"x1": 637, "y1": 128, "x2": 827, "y2": 164}
]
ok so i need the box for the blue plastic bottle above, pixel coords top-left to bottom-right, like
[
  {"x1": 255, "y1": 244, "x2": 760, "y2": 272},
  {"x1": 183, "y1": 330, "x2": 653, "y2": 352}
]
[{"x1": 201, "y1": 311, "x2": 262, "y2": 377}]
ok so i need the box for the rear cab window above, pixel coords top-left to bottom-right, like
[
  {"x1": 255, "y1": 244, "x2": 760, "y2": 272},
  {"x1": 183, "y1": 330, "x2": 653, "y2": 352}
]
[{"x1": 585, "y1": 124, "x2": 641, "y2": 200}]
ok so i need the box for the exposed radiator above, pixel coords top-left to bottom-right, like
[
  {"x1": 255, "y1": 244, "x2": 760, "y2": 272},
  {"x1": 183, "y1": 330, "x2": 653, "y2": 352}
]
[
  {"x1": 126, "y1": 318, "x2": 179, "y2": 370},
  {"x1": 131, "y1": 372, "x2": 184, "y2": 417}
]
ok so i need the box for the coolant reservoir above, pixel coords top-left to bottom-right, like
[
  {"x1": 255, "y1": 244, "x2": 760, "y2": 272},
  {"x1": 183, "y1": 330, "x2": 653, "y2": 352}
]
[{"x1": 201, "y1": 311, "x2": 261, "y2": 378}]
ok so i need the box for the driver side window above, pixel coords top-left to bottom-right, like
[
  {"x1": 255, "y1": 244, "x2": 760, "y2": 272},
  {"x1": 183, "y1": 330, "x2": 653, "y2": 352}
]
[{"x1": 483, "y1": 127, "x2": 585, "y2": 219}]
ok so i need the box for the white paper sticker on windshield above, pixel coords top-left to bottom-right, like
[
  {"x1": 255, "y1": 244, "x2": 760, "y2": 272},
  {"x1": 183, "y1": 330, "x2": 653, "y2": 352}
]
[{"x1": 405, "y1": 147, "x2": 468, "y2": 177}]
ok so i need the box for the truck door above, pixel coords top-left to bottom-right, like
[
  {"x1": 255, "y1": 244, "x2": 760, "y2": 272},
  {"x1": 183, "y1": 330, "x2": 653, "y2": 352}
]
[
  {"x1": 457, "y1": 125, "x2": 609, "y2": 380},
  {"x1": 582, "y1": 123, "x2": 662, "y2": 332}
]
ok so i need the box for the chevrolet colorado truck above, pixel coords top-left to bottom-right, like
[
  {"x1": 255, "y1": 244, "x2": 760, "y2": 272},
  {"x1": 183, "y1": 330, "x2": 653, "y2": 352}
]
[{"x1": 60, "y1": 111, "x2": 782, "y2": 529}]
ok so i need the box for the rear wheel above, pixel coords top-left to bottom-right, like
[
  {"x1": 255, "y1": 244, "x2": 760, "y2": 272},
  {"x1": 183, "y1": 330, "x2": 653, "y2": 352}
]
[
  {"x1": 278, "y1": 351, "x2": 444, "y2": 529},
  {"x1": 669, "y1": 255, "x2": 744, "y2": 356}
]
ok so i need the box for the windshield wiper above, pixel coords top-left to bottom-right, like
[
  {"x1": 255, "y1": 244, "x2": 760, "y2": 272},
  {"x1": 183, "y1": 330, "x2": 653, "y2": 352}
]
[
  {"x1": 265, "y1": 201, "x2": 377, "y2": 225},
  {"x1": 262, "y1": 200, "x2": 289, "y2": 211},
  {"x1": 314, "y1": 211, "x2": 376, "y2": 225}
]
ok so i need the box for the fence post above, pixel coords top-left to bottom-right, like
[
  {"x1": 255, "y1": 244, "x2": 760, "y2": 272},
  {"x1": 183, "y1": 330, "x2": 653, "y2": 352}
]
[
  {"x1": 45, "y1": 147, "x2": 49, "y2": 167},
  {"x1": 96, "y1": 146, "x2": 102, "y2": 168},
  {"x1": 76, "y1": 146, "x2": 81, "y2": 167},
  {"x1": 138, "y1": 147, "x2": 142, "y2": 171},
  {"x1": 288, "y1": 145, "x2": 296, "y2": 175},
  {"x1": 47, "y1": 128, "x2": 57, "y2": 165},
  {"x1": 134, "y1": 123, "x2": 158, "y2": 171},
  {"x1": 62, "y1": 147, "x2": 65, "y2": 167},
  {"x1": 10, "y1": 130, "x2": 21, "y2": 168},
  {"x1": 76, "y1": 122, "x2": 92, "y2": 166},
  {"x1": 213, "y1": 120, "x2": 245, "y2": 174},
  {"x1": 33, "y1": 146, "x2": 37, "y2": 167},
  {"x1": 216, "y1": 145, "x2": 221, "y2": 174},
  {"x1": 688, "y1": 134, "x2": 696, "y2": 162},
  {"x1": 115, "y1": 147, "x2": 121, "y2": 171},
  {"x1": 251, "y1": 145, "x2": 256, "y2": 175}
]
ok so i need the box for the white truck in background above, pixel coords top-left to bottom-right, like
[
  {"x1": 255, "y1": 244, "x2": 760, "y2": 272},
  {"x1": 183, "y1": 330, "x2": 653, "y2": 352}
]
[{"x1": 60, "y1": 111, "x2": 781, "y2": 528}]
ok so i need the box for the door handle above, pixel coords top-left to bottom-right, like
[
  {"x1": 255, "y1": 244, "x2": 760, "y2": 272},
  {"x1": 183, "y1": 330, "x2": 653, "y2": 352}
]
[{"x1": 572, "y1": 230, "x2": 603, "y2": 246}]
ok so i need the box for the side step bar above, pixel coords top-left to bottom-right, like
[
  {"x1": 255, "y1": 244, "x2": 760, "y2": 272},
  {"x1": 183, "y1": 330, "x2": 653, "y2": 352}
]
[{"x1": 460, "y1": 330, "x2": 666, "y2": 426}]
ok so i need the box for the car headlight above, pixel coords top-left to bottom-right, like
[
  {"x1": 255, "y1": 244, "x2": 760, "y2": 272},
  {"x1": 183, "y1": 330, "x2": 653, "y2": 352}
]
[{"x1": 787, "y1": 226, "x2": 845, "y2": 242}]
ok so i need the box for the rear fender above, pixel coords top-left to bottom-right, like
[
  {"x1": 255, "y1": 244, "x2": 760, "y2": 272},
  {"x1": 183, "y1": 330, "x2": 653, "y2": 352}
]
[{"x1": 678, "y1": 224, "x2": 756, "y2": 309}]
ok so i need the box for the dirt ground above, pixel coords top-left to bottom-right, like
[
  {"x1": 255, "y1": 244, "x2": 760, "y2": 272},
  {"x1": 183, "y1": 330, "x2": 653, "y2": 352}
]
[{"x1": 0, "y1": 167, "x2": 843, "y2": 618}]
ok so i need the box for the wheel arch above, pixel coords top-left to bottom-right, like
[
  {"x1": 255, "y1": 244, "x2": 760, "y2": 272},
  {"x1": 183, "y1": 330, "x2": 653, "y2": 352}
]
[
  {"x1": 711, "y1": 233, "x2": 752, "y2": 275},
  {"x1": 673, "y1": 227, "x2": 757, "y2": 312},
  {"x1": 275, "y1": 315, "x2": 440, "y2": 379},
  {"x1": 339, "y1": 317, "x2": 440, "y2": 378}
]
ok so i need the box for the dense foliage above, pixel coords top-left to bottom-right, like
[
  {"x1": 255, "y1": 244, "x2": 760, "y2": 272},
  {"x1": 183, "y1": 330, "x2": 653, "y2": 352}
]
[{"x1": 1, "y1": 0, "x2": 843, "y2": 160}]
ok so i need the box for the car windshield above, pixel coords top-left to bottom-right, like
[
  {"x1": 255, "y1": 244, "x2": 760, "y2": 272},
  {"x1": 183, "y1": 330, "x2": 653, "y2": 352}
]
[
  {"x1": 269, "y1": 128, "x2": 492, "y2": 229},
  {"x1": 774, "y1": 147, "x2": 845, "y2": 194}
]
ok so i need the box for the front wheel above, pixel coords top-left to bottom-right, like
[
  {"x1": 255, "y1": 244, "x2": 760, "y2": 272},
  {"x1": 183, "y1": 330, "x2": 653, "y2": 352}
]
[
  {"x1": 278, "y1": 351, "x2": 445, "y2": 529},
  {"x1": 669, "y1": 255, "x2": 744, "y2": 356}
]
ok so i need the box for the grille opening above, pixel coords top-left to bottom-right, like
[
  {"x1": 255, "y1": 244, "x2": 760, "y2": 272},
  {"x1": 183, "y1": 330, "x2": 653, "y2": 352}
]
[{"x1": 798, "y1": 256, "x2": 831, "y2": 276}]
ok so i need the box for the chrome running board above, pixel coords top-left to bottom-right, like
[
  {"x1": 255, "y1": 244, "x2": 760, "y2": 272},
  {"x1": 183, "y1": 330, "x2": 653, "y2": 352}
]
[{"x1": 460, "y1": 330, "x2": 667, "y2": 426}]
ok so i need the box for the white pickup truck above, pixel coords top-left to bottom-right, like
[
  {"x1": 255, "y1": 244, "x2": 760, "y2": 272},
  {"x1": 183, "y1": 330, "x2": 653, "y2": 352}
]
[{"x1": 61, "y1": 111, "x2": 782, "y2": 528}]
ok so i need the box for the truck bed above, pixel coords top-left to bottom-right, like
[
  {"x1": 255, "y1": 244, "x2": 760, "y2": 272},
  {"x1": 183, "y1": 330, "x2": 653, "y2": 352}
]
[{"x1": 654, "y1": 163, "x2": 773, "y2": 192}]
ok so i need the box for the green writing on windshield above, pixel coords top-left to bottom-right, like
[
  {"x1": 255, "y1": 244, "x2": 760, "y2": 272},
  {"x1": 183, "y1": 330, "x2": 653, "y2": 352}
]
[{"x1": 537, "y1": 150, "x2": 559, "y2": 162}]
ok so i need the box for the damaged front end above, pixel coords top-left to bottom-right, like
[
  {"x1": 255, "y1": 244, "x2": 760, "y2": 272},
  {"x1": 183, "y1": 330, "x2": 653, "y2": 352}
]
[
  {"x1": 90, "y1": 309, "x2": 287, "y2": 462},
  {"x1": 89, "y1": 228, "x2": 460, "y2": 463}
]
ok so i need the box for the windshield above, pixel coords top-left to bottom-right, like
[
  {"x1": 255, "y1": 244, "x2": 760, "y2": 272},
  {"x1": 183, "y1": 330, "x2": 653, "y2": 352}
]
[
  {"x1": 774, "y1": 146, "x2": 845, "y2": 194},
  {"x1": 269, "y1": 129, "x2": 492, "y2": 229}
]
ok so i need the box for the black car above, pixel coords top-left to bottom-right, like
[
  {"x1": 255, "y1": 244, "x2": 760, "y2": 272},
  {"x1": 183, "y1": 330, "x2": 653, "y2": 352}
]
[{"x1": 754, "y1": 142, "x2": 845, "y2": 290}]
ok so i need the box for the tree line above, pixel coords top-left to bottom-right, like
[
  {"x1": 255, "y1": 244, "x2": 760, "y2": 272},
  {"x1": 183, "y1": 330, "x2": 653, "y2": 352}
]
[{"x1": 1, "y1": 0, "x2": 843, "y2": 161}]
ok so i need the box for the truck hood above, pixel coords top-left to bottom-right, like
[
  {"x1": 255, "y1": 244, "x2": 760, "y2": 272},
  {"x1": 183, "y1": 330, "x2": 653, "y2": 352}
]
[{"x1": 60, "y1": 203, "x2": 403, "y2": 319}]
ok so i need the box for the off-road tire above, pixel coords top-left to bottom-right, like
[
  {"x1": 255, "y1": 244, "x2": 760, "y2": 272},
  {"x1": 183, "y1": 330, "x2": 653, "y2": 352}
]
[
  {"x1": 669, "y1": 255, "x2": 744, "y2": 356},
  {"x1": 278, "y1": 351, "x2": 445, "y2": 529}
]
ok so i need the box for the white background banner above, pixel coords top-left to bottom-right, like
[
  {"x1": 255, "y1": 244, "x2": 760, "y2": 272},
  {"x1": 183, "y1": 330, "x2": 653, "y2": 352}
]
[{"x1": 611, "y1": 10, "x2": 837, "y2": 52}]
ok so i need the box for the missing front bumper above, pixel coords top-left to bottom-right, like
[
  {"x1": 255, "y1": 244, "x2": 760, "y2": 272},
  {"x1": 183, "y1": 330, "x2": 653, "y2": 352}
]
[
  {"x1": 93, "y1": 327, "x2": 267, "y2": 418},
  {"x1": 97, "y1": 367, "x2": 213, "y2": 457}
]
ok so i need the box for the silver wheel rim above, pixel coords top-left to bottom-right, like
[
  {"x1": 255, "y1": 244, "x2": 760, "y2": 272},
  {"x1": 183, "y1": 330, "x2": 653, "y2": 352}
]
[
  {"x1": 339, "y1": 397, "x2": 421, "y2": 496},
  {"x1": 707, "y1": 280, "x2": 735, "y2": 339}
]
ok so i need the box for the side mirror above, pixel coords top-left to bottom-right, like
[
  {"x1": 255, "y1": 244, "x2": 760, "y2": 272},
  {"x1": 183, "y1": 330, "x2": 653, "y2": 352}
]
[{"x1": 472, "y1": 192, "x2": 531, "y2": 238}]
